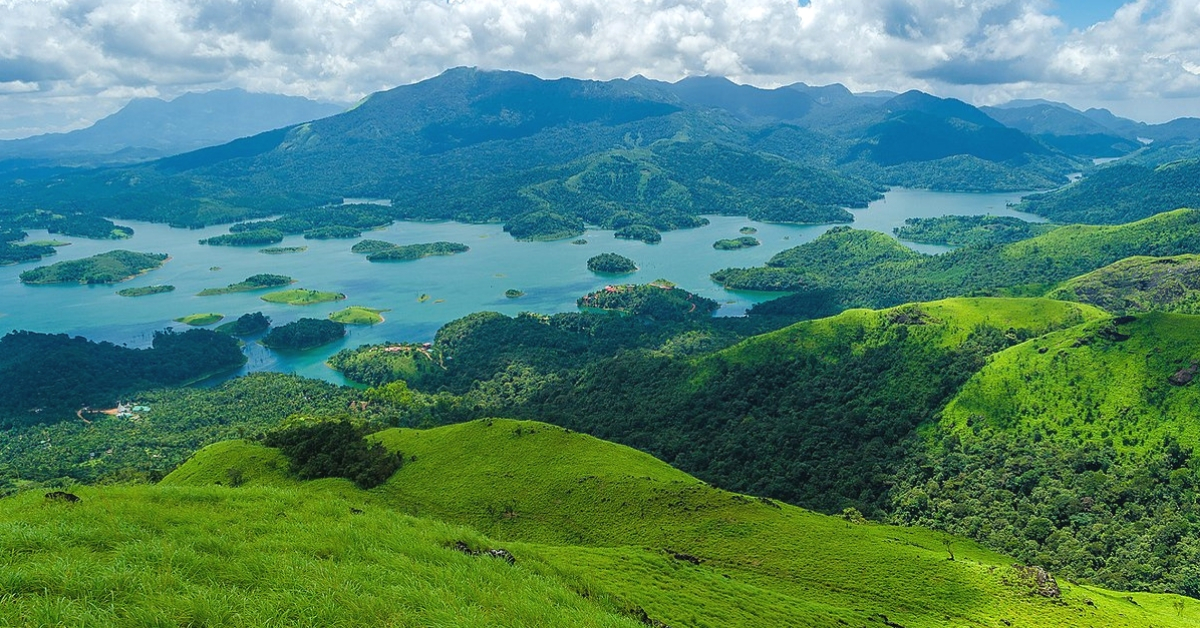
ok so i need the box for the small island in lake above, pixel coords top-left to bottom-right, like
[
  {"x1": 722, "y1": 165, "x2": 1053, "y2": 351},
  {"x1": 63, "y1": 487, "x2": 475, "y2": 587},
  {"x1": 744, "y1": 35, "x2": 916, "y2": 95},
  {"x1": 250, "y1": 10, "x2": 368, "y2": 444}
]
[
  {"x1": 893, "y1": 215, "x2": 1057, "y2": 247},
  {"x1": 571, "y1": 239, "x2": 588, "y2": 245},
  {"x1": 198, "y1": 274, "x2": 295, "y2": 296},
  {"x1": 260, "y1": 288, "x2": 346, "y2": 306},
  {"x1": 587, "y1": 253, "x2": 638, "y2": 274},
  {"x1": 199, "y1": 229, "x2": 284, "y2": 246},
  {"x1": 614, "y1": 224, "x2": 662, "y2": 244},
  {"x1": 19, "y1": 250, "x2": 168, "y2": 285},
  {"x1": 118, "y1": 285, "x2": 175, "y2": 297},
  {"x1": 505, "y1": 289, "x2": 525, "y2": 299},
  {"x1": 261, "y1": 318, "x2": 346, "y2": 350},
  {"x1": 578, "y1": 282, "x2": 719, "y2": 321},
  {"x1": 304, "y1": 226, "x2": 362, "y2": 240},
  {"x1": 739, "y1": 227, "x2": 758, "y2": 235},
  {"x1": 174, "y1": 313, "x2": 224, "y2": 326},
  {"x1": 215, "y1": 312, "x2": 271, "y2": 336},
  {"x1": 503, "y1": 210, "x2": 585, "y2": 241},
  {"x1": 713, "y1": 236, "x2": 761, "y2": 250},
  {"x1": 360, "y1": 241, "x2": 469, "y2": 262},
  {"x1": 350, "y1": 239, "x2": 399, "y2": 255},
  {"x1": 329, "y1": 306, "x2": 387, "y2": 325},
  {"x1": 260, "y1": 246, "x2": 307, "y2": 255}
]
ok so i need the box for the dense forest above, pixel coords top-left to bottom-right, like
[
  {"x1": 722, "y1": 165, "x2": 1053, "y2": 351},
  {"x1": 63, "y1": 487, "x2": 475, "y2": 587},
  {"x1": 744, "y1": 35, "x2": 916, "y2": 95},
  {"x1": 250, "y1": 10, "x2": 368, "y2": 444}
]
[
  {"x1": 587, "y1": 252, "x2": 637, "y2": 273},
  {"x1": 261, "y1": 318, "x2": 346, "y2": 350},
  {"x1": 893, "y1": 215, "x2": 1058, "y2": 247},
  {"x1": 1019, "y1": 159, "x2": 1200, "y2": 224},
  {"x1": 0, "y1": 329, "x2": 246, "y2": 429}
]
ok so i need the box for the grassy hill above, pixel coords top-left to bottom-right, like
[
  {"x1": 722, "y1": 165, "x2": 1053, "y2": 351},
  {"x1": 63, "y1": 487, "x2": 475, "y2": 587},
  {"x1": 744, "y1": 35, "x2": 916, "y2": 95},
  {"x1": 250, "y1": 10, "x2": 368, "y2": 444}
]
[
  {"x1": 120, "y1": 418, "x2": 1200, "y2": 627},
  {"x1": 1047, "y1": 254, "x2": 1200, "y2": 314},
  {"x1": 893, "y1": 312, "x2": 1200, "y2": 595}
]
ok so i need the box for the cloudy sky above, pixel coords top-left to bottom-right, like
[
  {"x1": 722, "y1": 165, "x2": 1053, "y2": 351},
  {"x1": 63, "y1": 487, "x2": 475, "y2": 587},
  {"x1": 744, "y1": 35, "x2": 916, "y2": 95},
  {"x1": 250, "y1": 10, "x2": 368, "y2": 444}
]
[{"x1": 1, "y1": 0, "x2": 1198, "y2": 139}]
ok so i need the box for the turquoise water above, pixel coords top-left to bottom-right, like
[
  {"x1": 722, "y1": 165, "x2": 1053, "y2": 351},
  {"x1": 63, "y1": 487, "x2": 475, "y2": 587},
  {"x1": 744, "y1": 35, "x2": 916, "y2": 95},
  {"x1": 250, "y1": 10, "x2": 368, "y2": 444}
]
[{"x1": 0, "y1": 188, "x2": 1040, "y2": 383}]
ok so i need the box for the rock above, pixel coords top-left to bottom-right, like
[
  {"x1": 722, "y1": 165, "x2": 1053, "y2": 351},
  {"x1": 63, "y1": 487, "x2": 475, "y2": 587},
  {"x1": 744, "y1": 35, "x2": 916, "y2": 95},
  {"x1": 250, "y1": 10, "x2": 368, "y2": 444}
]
[
  {"x1": 1169, "y1": 363, "x2": 1198, "y2": 386},
  {"x1": 44, "y1": 491, "x2": 80, "y2": 503},
  {"x1": 671, "y1": 551, "x2": 701, "y2": 565},
  {"x1": 1012, "y1": 564, "x2": 1061, "y2": 598}
]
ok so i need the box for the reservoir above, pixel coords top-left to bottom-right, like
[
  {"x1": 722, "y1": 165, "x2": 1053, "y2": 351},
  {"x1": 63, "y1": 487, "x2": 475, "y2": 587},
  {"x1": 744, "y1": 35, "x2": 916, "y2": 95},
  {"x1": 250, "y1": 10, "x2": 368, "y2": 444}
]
[{"x1": 0, "y1": 188, "x2": 1042, "y2": 383}]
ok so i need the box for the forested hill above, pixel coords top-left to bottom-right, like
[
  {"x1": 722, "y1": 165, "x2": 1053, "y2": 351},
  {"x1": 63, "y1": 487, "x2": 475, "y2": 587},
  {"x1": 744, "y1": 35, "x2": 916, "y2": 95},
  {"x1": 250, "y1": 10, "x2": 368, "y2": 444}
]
[
  {"x1": 1017, "y1": 159, "x2": 1200, "y2": 224},
  {"x1": 1, "y1": 67, "x2": 1082, "y2": 235}
]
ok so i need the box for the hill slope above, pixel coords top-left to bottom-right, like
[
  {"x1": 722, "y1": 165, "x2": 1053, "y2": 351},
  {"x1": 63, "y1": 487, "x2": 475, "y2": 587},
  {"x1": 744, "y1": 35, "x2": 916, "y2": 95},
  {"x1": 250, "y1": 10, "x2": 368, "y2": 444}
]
[
  {"x1": 1018, "y1": 159, "x2": 1200, "y2": 224},
  {"x1": 1047, "y1": 254, "x2": 1200, "y2": 314},
  {"x1": 149, "y1": 418, "x2": 1197, "y2": 627},
  {"x1": 894, "y1": 312, "x2": 1200, "y2": 594}
]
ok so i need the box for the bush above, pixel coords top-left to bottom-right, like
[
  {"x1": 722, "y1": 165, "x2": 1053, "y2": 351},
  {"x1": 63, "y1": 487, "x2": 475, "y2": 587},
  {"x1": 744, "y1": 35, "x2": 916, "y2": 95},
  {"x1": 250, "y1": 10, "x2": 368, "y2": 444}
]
[{"x1": 263, "y1": 420, "x2": 403, "y2": 488}]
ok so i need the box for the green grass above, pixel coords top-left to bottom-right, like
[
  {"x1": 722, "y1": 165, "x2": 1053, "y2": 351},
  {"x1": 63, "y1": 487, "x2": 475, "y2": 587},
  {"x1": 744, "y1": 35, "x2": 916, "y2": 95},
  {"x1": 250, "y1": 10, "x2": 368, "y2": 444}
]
[
  {"x1": 329, "y1": 306, "x2": 387, "y2": 325},
  {"x1": 1047, "y1": 254, "x2": 1200, "y2": 315},
  {"x1": 150, "y1": 419, "x2": 1198, "y2": 628},
  {"x1": 116, "y1": 284, "x2": 175, "y2": 297},
  {"x1": 260, "y1": 289, "x2": 346, "y2": 306},
  {"x1": 173, "y1": 313, "x2": 224, "y2": 326},
  {"x1": 939, "y1": 311, "x2": 1200, "y2": 453}
]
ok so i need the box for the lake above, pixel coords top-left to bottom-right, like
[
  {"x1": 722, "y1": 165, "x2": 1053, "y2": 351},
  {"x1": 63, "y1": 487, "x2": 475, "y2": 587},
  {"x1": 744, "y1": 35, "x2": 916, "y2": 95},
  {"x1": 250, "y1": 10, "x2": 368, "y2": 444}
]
[{"x1": 0, "y1": 188, "x2": 1042, "y2": 383}]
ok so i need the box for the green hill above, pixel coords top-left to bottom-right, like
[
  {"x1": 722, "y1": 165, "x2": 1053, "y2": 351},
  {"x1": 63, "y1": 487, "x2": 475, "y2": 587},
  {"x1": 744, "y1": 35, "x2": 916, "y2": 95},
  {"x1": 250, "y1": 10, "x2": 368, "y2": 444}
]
[
  {"x1": 715, "y1": 208, "x2": 1200, "y2": 316},
  {"x1": 893, "y1": 312, "x2": 1200, "y2": 595},
  {"x1": 145, "y1": 418, "x2": 1196, "y2": 627},
  {"x1": 1018, "y1": 159, "x2": 1200, "y2": 224},
  {"x1": 1047, "y1": 254, "x2": 1200, "y2": 314}
]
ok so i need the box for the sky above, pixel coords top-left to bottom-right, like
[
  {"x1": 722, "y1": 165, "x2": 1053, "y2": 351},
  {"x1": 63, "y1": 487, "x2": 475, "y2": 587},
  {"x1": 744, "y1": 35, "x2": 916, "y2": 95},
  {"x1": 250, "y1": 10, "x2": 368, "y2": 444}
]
[{"x1": 0, "y1": 0, "x2": 1198, "y2": 139}]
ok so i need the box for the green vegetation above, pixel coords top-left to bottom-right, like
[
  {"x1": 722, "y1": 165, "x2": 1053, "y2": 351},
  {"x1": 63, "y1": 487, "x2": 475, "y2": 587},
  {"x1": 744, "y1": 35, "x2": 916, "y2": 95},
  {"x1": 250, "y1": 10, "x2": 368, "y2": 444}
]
[
  {"x1": 1047, "y1": 255, "x2": 1200, "y2": 314},
  {"x1": 261, "y1": 318, "x2": 346, "y2": 350},
  {"x1": 571, "y1": 239, "x2": 587, "y2": 245},
  {"x1": 215, "y1": 312, "x2": 272, "y2": 336},
  {"x1": 578, "y1": 283, "x2": 719, "y2": 320},
  {"x1": 893, "y1": 313, "x2": 1200, "y2": 595},
  {"x1": 174, "y1": 313, "x2": 225, "y2": 326},
  {"x1": 361, "y1": 241, "x2": 470, "y2": 262},
  {"x1": 505, "y1": 289, "x2": 525, "y2": 299},
  {"x1": 1019, "y1": 159, "x2": 1200, "y2": 224},
  {"x1": 23, "y1": 240, "x2": 71, "y2": 247},
  {"x1": 117, "y1": 284, "x2": 175, "y2": 297},
  {"x1": 586, "y1": 253, "x2": 637, "y2": 274},
  {"x1": 14, "y1": 210, "x2": 133, "y2": 239},
  {"x1": 260, "y1": 246, "x2": 306, "y2": 255},
  {"x1": 260, "y1": 288, "x2": 346, "y2": 306},
  {"x1": 351, "y1": 239, "x2": 400, "y2": 254},
  {"x1": 327, "y1": 343, "x2": 447, "y2": 389},
  {"x1": 0, "y1": 241, "x2": 57, "y2": 265},
  {"x1": 713, "y1": 236, "x2": 761, "y2": 250},
  {"x1": 739, "y1": 226, "x2": 758, "y2": 234},
  {"x1": 125, "y1": 419, "x2": 1195, "y2": 627},
  {"x1": 0, "y1": 374, "x2": 375, "y2": 485},
  {"x1": 263, "y1": 419, "x2": 403, "y2": 488},
  {"x1": 19, "y1": 250, "x2": 168, "y2": 284},
  {"x1": 714, "y1": 209, "x2": 1200, "y2": 315},
  {"x1": 197, "y1": 273, "x2": 294, "y2": 296},
  {"x1": 329, "y1": 306, "x2": 386, "y2": 325},
  {"x1": 199, "y1": 229, "x2": 285, "y2": 246},
  {"x1": 894, "y1": 215, "x2": 1058, "y2": 247},
  {"x1": 303, "y1": 225, "x2": 362, "y2": 239},
  {"x1": 503, "y1": 210, "x2": 585, "y2": 241},
  {"x1": 614, "y1": 224, "x2": 661, "y2": 244},
  {"x1": 0, "y1": 329, "x2": 246, "y2": 429}
]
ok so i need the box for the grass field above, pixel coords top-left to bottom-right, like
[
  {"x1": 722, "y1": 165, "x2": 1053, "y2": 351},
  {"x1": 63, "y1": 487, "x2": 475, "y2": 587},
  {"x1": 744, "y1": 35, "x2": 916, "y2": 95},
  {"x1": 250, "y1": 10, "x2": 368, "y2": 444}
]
[
  {"x1": 329, "y1": 306, "x2": 387, "y2": 325},
  {"x1": 173, "y1": 312, "x2": 224, "y2": 326}
]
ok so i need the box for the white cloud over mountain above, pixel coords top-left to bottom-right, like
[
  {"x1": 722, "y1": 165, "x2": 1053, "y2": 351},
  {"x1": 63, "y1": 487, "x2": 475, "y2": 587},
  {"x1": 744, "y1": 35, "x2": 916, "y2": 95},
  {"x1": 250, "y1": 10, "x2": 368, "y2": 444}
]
[{"x1": 0, "y1": 0, "x2": 1197, "y2": 137}]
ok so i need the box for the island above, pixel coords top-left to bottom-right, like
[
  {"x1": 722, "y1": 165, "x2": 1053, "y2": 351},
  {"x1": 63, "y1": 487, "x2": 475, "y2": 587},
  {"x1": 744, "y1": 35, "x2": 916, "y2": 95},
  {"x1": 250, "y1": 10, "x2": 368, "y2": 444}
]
[
  {"x1": 713, "y1": 236, "x2": 761, "y2": 250},
  {"x1": 505, "y1": 289, "x2": 525, "y2": 299},
  {"x1": 614, "y1": 224, "x2": 662, "y2": 244},
  {"x1": 260, "y1": 288, "x2": 346, "y2": 306},
  {"x1": 174, "y1": 313, "x2": 224, "y2": 326},
  {"x1": 1, "y1": 241, "x2": 58, "y2": 265},
  {"x1": 893, "y1": 215, "x2": 1057, "y2": 247},
  {"x1": 117, "y1": 285, "x2": 175, "y2": 297},
  {"x1": 215, "y1": 312, "x2": 271, "y2": 336},
  {"x1": 260, "y1": 246, "x2": 307, "y2": 255},
  {"x1": 587, "y1": 253, "x2": 638, "y2": 274},
  {"x1": 503, "y1": 210, "x2": 586, "y2": 241},
  {"x1": 261, "y1": 318, "x2": 346, "y2": 350},
  {"x1": 578, "y1": 282, "x2": 719, "y2": 321},
  {"x1": 304, "y1": 226, "x2": 363, "y2": 240},
  {"x1": 350, "y1": 239, "x2": 400, "y2": 255},
  {"x1": 364, "y1": 241, "x2": 469, "y2": 262},
  {"x1": 329, "y1": 306, "x2": 387, "y2": 325},
  {"x1": 571, "y1": 239, "x2": 588, "y2": 245},
  {"x1": 739, "y1": 227, "x2": 758, "y2": 235},
  {"x1": 19, "y1": 250, "x2": 169, "y2": 285},
  {"x1": 199, "y1": 229, "x2": 285, "y2": 246},
  {"x1": 198, "y1": 274, "x2": 295, "y2": 296}
]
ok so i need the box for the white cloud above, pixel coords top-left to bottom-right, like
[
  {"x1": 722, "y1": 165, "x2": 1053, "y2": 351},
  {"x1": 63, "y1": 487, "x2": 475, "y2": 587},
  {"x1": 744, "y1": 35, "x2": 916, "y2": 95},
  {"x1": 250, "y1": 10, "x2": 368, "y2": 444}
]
[{"x1": 0, "y1": 0, "x2": 1198, "y2": 136}]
